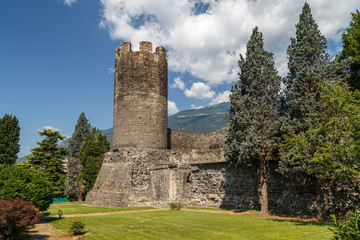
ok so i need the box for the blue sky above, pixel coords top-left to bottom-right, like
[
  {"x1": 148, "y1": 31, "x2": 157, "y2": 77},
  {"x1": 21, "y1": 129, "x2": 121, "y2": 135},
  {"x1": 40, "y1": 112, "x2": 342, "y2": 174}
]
[{"x1": 0, "y1": 0, "x2": 358, "y2": 156}]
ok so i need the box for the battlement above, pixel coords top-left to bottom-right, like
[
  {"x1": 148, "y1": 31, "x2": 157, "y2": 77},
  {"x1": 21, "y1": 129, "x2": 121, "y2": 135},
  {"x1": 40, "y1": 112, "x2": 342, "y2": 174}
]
[{"x1": 118, "y1": 41, "x2": 166, "y2": 55}]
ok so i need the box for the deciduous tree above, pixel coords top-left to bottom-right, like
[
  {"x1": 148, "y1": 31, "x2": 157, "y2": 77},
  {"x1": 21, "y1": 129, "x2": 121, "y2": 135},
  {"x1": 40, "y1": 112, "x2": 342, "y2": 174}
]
[
  {"x1": 337, "y1": 10, "x2": 360, "y2": 90},
  {"x1": 79, "y1": 128, "x2": 110, "y2": 196}
]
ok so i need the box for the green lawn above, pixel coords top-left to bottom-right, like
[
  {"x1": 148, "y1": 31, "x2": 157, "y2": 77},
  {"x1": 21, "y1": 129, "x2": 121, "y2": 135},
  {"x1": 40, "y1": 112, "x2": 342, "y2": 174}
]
[
  {"x1": 49, "y1": 210, "x2": 334, "y2": 240},
  {"x1": 44, "y1": 202, "x2": 155, "y2": 216}
]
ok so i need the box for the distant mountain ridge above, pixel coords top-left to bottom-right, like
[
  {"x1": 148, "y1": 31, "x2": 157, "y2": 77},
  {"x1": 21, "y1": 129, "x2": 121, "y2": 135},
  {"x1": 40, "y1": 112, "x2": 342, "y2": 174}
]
[{"x1": 17, "y1": 102, "x2": 230, "y2": 164}]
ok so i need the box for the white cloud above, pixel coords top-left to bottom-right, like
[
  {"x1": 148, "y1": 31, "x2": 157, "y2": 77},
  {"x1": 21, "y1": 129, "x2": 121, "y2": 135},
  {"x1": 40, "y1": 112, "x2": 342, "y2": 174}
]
[
  {"x1": 191, "y1": 104, "x2": 204, "y2": 110},
  {"x1": 171, "y1": 77, "x2": 186, "y2": 90},
  {"x1": 168, "y1": 100, "x2": 179, "y2": 115},
  {"x1": 100, "y1": 0, "x2": 358, "y2": 84},
  {"x1": 210, "y1": 90, "x2": 231, "y2": 105},
  {"x1": 64, "y1": 0, "x2": 77, "y2": 6},
  {"x1": 42, "y1": 126, "x2": 60, "y2": 132},
  {"x1": 184, "y1": 82, "x2": 215, "y2": 100}
]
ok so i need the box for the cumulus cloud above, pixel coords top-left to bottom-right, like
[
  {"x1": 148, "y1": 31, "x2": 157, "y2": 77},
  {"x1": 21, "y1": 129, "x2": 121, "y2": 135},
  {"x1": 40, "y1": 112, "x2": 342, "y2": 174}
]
[
  {"x1": 191, "y1": 104, "x2": 204, "y2": 110},
  {"x1": 64, "y1": 0, "x2": 77, "y2": 6},
  {"x1": 171, "y1": 77, "x2": 186, "y2": 90},
  {"x1": 210, "y1": 90, "x2": 231, "y2": 105},
  {"x1": 99, "y1": 0, "x2": 358, "y2": 84},
  {"x1": 184, "y1": 82, "x2": 215, "y2": 100},
  {"x1": 168, "y1": 100, "x2": 179, "y2": 115},
  {"x1": 42, "y1": 126, "x2": 60, "y2": 132}
]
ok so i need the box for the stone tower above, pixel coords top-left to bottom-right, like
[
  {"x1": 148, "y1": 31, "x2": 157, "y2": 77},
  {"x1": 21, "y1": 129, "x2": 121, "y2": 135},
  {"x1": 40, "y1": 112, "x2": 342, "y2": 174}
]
[{"x1": 113, "y1": 41, "x2": 168, "y2": 150}]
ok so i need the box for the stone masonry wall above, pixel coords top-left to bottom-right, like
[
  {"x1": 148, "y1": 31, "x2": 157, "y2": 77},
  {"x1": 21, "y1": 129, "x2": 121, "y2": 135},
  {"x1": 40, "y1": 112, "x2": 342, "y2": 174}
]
[{"x1": 112, "y1": 42, "x2": 168, "y2": 150}]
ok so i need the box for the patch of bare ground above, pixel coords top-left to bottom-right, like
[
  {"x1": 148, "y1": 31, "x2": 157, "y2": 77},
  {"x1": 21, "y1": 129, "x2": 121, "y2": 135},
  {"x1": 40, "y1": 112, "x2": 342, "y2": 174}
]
[{"x1": 29, "y1": 219, "x2": 78, "y2": 240}]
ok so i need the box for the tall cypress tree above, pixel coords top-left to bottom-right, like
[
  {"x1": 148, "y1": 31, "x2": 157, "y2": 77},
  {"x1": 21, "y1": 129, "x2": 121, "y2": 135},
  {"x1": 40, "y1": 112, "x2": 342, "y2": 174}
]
[
  {"x1": 284, "y1": 2, "x2": 329, "y2": 134},
  {"x1": 224, "y1": 27, "x2": 283, "y2": 213},
  {"x1": 64, "y1": 112, "x2": 90, "y2": 201},
  {"x1": 0, "y1": 114, "x2": 20, "y2": 165},
  {"x1": 27, "y1": 129, "x2": 66, "y2": 196}
]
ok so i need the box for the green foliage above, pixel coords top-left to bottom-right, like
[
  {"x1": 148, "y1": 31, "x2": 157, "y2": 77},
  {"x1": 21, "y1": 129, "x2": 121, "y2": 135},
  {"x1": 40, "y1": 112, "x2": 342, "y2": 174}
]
[
  {"x1": 284, "y1": 2, "x2": 329, "y2": 134},
  {"x1": 224, "y1": 27, "x2": 283, "y2": 213},
  {"x1": 0, "y1": 198, "x2": 41, "y2": 240},
  {"x1": 337, "y1": 10, "x2": 360, "y2": 90},
  {"x1": 0, "y1": 114, "x2": 20, "y2": 165},
  {"x1": 332, "y1": 209, "x2": 360, "y2": 240},
  {"x1": 65, "y1": 112, "x2": 91, "y2": 201},
  {"x1": 79, "y1": 128, "x2": 110, "y2": 196},
  {"x1": 168, "y1": 202, "x2": 182, "y2": 210},
  {"x1": 27, "y1": 129, "x2": 66, "y2": 197},
  {"x1": 279, "y1": 80, "x2": 360, "y2": 185},
  {"x1": 69, "y1": 221, "x2": 86, "y2": 235},
  {"x1": 0, "y1": 164, "x2": 54, "y2": 211}
]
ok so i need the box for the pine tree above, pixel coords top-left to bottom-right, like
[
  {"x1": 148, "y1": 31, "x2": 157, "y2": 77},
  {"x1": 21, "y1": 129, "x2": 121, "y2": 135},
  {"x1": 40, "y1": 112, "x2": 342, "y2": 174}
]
[
  {"x1": 64, "y1": 113, "x2": 90, "y2": 201},
  {"x1": 27, "y1": 129, "x2": 66, "y2": 196},
  {"x1": 0, "y1": 114, "x2": 20, "y2": 165},
  {"x1": 224, "y1": 27, "x2": 283, "y2": 213},
  {"x1": 284, "y1": 2, "x2": 329, "y2": 134},
  {"x1": 79, "y1": 128, "x2": 110, "y2": 196},
  {"x1": 337, "y1": 10, "x2": 360, "y2": 90}
]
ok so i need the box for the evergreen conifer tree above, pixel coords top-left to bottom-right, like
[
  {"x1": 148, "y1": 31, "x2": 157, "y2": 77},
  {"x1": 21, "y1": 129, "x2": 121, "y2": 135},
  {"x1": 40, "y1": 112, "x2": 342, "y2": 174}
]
[
  {"x1": 64, "y1": 112, "x2": 90, "y2": 201},
  {"x1": 79, "y1": 128, "x2": 110, "y2": 196},
  {"x1": 337, "y1": 10, "x2": 360, "y2": 90},
  {"x1": 284, "y1": 2, "x2": 329, "y2": 134},
  {"x1": 27, "y1": 129, "x2": 66, "y2": 196},
  {"x1": 0, "y1": 114, "x2": 20, "y2": 165},
  {"x1": 224, "y1": 27, "x2": 283, "y2": 213}
]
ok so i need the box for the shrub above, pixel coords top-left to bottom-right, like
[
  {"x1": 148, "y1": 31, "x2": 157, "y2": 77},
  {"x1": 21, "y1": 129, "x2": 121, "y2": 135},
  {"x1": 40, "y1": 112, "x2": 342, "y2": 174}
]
[
  {"x1": 331, "y1": 209, "x2": 360, "y2": 240},
  {"x1": 0, "y1": 198, "x2": 41, "y2": 240},
  {"x1": 69, "y1": 221, "x2": 86, "y2": 235},
  {"x1": 58, "y1": 210, "x2": 63, "y2": 218},
  {"x1": 168, "y1": 202, "x2": 182, "y2": 210},
  {"x1": 0, "y1": 164, "x2": 54, "y2": 211}
]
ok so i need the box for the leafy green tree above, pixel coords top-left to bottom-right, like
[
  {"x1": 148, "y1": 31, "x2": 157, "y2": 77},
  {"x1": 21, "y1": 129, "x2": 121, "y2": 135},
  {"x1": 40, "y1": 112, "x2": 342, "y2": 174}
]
[
  {"x1": 0, "y1": 114, "x2": 20, "y2": 165},
  {"x1": 65, "y1": 113, "x2": 91, "y2": 201},
  {"x1": 337, "y1": 10, "x2": 360, "y2": 90},
  {"x1": 284, "y1": 2, "x2": 329, "y2": 134},
  {"x1": 79, "y1": 128, "x2": 110, "y2": 196},
  {"x1": 224, "y1": 27, "x2": 283, "y2": 213},
  {"x1": 27, "y1": 129, "x2": 66, "y2": 197},
  {"x1": 280, "y1": 76, "x2": 360, "y2": 217},
  {"x1": 0, "y1": 164, "x2": 54, "y2": 211}
]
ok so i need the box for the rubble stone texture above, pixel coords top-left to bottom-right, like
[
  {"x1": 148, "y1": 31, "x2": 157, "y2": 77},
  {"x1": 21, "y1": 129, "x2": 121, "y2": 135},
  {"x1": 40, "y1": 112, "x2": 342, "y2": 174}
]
[{"x1": 86, "y1": 42, "x2": 359, "y2": 216}]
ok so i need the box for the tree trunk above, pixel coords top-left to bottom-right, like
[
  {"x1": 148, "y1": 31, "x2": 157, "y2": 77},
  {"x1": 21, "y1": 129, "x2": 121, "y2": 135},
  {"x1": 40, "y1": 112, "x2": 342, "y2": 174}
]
[
  {"x1": 259, "y1": 156, "x2": 269, "y2": 214},
  {"x1": 316, "y1": 179, "x2": 325, "y2": 218},
  {"x1": 78, "y1": 162, "x2": 83, "y2": 201}
]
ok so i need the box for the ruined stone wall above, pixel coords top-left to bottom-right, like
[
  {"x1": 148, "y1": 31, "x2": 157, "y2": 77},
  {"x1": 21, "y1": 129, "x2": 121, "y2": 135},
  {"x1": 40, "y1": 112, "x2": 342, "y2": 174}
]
[
  {"x1": 87, "y1": 147, "x2": 360, "y2": 215},
  {"x1": 169, "y1": 129, "x2": 225, "y2": 151},
  {"x1": 112, "y1": 42, "x2": 168, "y2": 150}
]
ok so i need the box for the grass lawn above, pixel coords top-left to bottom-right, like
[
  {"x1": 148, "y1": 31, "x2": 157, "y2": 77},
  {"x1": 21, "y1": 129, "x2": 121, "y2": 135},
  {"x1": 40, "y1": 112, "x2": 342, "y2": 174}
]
[
  {"x1": 49, "y1": 210, "x2": 334, "y2": 240},
  {"x1": 44, "y1": 202, "x2": 155, "y2": 216}
]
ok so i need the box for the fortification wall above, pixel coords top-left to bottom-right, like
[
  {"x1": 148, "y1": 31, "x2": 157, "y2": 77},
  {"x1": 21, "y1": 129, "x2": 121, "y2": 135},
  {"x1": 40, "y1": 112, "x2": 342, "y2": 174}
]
[
  {"x1": 169, "y1": 129, "x2": 225, "y2": 151},
  {"x1": 112, "y1": 42, "x2": 168, "y2": 150},
  {"x1": 87, "y1": 148, "x2": 360, "y2": 215}
]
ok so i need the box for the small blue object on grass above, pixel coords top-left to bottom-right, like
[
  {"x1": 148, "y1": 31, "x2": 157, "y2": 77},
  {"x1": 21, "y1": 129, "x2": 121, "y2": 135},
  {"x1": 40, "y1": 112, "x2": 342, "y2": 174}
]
[{"x1": 53, "y1": 198, "x2": 69, "y2": 203}]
